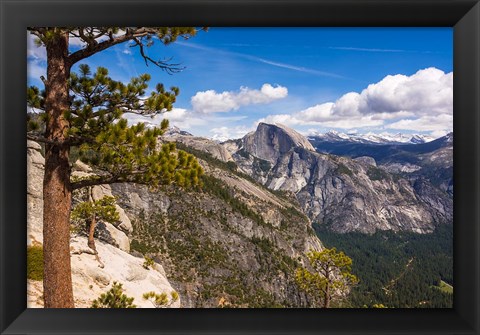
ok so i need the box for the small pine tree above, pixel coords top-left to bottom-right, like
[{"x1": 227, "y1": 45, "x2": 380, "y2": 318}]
[
  {"x1": 295, "y1": 248, "x2": 358, "y2": 308},
  {"x1": 142, "y1": 256, "x2": 155, "y2": 270},
  {"x1": 143, "y1": 291, "x2": 179, "y2": 308},
  {"x1": 71, "y1": 195, "x2": 120, "y2": 252},
  {"x1": 91, "y1": 282, "x2": 136, "y2": 308},
  {"x1": 372, "y1": 303, "x2": 388, "y2": 308}
]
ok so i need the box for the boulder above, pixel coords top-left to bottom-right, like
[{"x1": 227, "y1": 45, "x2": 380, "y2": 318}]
[
  {"x1": 92, "y1": 184, "x2": 113, "y2": 201},
  {"x1": 69, "y1": 236, "x2": 179, "y2": 308},
  {"x1": 91, "y1": 184, "x2": 133, "y2": 234},
  {"x1": 96, "y1": 221, "x2": 130, "y2": 252},
  {"x1": 115, "y1": 205, "x2": 133, "y2": 234},
  {"x1": 73, "y1": 159, "x2": 93, "y2": 173},
  {"x1": 28, "y1": 236, "x2": 180, "y2": 308}
]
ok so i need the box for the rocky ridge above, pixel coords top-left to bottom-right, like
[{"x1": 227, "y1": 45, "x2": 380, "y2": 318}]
[
  {"x1": 27, "y1": 138, "x2": 323, "y2": 308},
  {"x1": 221, "y1": 123, "x2": 453, "y2": 234},
  {"x1": 310, "y1": 131, "x2": 454, "y2": 198},
  {"x1": 109, "y1": 150, "x2": 323, "y2": 307}
]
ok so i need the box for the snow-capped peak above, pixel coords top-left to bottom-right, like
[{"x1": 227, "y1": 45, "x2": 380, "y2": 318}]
[{"x1": 310, "y1": 131, "x2": 435, "y2": 145}]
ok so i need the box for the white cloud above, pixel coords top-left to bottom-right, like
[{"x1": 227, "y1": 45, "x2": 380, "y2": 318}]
[
  {"x1": 176, "y1": 41, "x2": 345, "y2": 78},
  {"x1": 191, "y1": 84, "x2": 288, "y2": 113},
  {"x1": 430, "y1": 129, "x2": 451, "y2": 138},
  {"x1": 27, "y1": 33, "x2": 47, "y2": 81},
  {"x1": 210, "y1": 125, "x2": 253, "y2": 142},
  {"x1": 386, "y1": 114, "x2": 453, "y2": 133},
  {"x1": 27, "y1": 33, "x2": 47, "y2": 61},
  {"x1": 124, "y1": 108, "x2": 207, "y2": 130},
  {"x1": 358, "y1": 68, "x2": 452, "y2": 116},
  {"x1": 258, "y1": 67, "x2": 452, "y2": 135},
  {"x1": 259, "y1": 114, "x2": 300, "y2": 126},
  {"x1": 28, "y1": 61, "x2": 47, "y2": 80},
  {"x1": 295, "y1": 103, "x2": 335, "y2": 121}
]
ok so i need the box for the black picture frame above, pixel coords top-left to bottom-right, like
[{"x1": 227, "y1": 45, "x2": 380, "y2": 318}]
[{"x1": 1, "y1": 0, "x2": 479, "y2": 334}]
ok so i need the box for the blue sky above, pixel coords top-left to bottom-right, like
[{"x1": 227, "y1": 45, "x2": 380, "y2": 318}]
[{"x1": 27, "y1": 28, "x2": 453, "y2": 140}]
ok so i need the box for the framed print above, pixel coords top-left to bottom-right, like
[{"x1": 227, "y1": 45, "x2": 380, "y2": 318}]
[{"x1": 1, "y1": 0, "x2": 479, "y2": 334}]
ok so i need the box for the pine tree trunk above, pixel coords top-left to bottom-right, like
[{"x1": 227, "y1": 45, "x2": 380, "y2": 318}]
[
  {"x1": 87, "y1": 216, "x2": 97, "y2": 252},
  {"x1": 324, "y1": 270, "x2": 331, "y2": 308},
  {"x1": 324, "y1": 283, "x2": 330, "y2": 308},
  {"x1": 42, "y1": 31, "x2": 75, "y2": 308}
]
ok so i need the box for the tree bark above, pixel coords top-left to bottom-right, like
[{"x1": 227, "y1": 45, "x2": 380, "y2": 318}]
[
  {"x1": 42, "y1": 31, "x2": 75, "y2": 308},
  {"x1": 324, "y1": 282, "x2": 330, "y2": 308},
  {"x1": 324, "y1": 269, "x2": 331, "y2": 308},
  {"x1": 87, "y1": 216, "x2": 97, "y2": 252}
]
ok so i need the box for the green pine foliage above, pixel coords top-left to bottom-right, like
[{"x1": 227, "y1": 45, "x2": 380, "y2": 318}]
[
  {"x1": 91, "y1": 282, "x2": 136, "y2": 308},
  {"x1": 71, "y1": 196, "x2": 119, "y2": 226},
  {"x1": 27, "y1": 27, "x2": 205, "y2": 308},
  {"x1": 201, "y1": 175, "x2": 269, "y2": 227},
  {"x1": 27, "y1": 245, "x2": 44, "y2": 281},
  {"x1": 335, "y1": 163, "x2": 354, "y2": 177},
  {"x1": 28, "y1": 64, "x2": 203, "y2": 190},
  {"x1": 142, "y1": 256, "x2": 155, "y2": 270},
  {"x1": 295, "y1": 248, "x2": 358, "y2": 308},
  {"x1": 315, "y1": 224, "x2": 453, "y2": 308},
  {"x1": 143, "y1": 291, "x2": 179, "y2": 307},
  {"x1": 366, "y1": 166, "x2": 390, "y2": 181}
]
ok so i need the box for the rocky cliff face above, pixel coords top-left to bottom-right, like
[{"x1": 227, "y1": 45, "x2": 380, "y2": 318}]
[
  {"x1": 110, "y1": 152, "x2": 323, "y2": 307},
  {"x1": 27, "y1": 141, "x2": 180, "y2": 308},
  {"x1": 165, "y1": 132, "x2": 234, "y2": 162},
  {"x1": 242, "y1": 122, "x2": 315, "y2": 164},
  {"x1": 27, "y1": 138, "x2": 323, "y2": 308},
  {"x1": 222, "y1": 123, "x2": 453, "y2": 234},
  {"x1": 310, "y1": 132, "x2": 454, "y2": 198}
]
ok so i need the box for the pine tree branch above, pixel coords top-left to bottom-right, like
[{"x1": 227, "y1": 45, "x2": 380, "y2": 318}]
[
  {"x1": 68, "y1": 33, "x2": 136, "y2": 66},
  {"x1": 71, "y1": 169, "x2": 149, "y2": 190},
  {"x1": 71, "y1": 176, "x2": 121, "y2": 190},
  {"x1": 132, "y1": 37, "x2": 183, "y2": 73},
  {"x1": 67, "y1": 28, "x2": 158, "y2": 65},
  {"x1": 27, "y1": 134, "x2": 61, "y2": 145},
  {"x1": 68, "y1": 28, "x2": 184, "y2": 71},
  {"x1": 27, "y1": 133, "x2": 93, "y2": 147},
  {"x1": 27, "y1": 28, "x2": 47, "y2": 42}
]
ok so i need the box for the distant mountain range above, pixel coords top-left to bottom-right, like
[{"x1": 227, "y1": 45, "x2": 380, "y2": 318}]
[
  {"x1": 158, "y1": 123, "x2": 453, "y2": 234},
  {"x1": 308, "y1": 130, "x2": 452, "y2": 166},
  {"x1": 217, "y1": 123, "x2": 452, "y2": 234},
  {"x1": 308, "y1": 131, "x2": 453, "y2": 196},
  {"x1": 308, "y1": 130, "x2": 436, "y2": 145}
]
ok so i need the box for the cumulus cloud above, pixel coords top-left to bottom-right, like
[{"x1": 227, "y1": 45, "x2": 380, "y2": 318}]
[
  {"x1": 124, "y1": 108, "x2": 207, "y2": 130},
  {"x1": 358, "y1": 68, "x2": 452, "y2": 116},
  {"x1": 259, "y1": 67, "x2": 452, "y2": 135},
  {"x1": 386, "y1": 114, "x2": 453, "y2": 132},
  {"x1": 259, "y1": 113, "x2": 384, "y2": 129},
  {"x1": 191, "y1": 84, "x2": 288, "y2": 113},
  {"x1": 210, "y1": 125, "x2": 254, "y2": 142},
  {"x1": 27, "y1": 33, "x2": 47, "y2": 80}
]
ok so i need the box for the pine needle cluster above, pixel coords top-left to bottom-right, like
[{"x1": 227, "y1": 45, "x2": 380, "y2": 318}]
[
  {"x1": 91, "y1": 282, "x2": 136, "y2": 308},
  {"x1": 295, "y1": 248, "x2": 358, "y2": 308},
  {"x1": 71, "y1": 196, "x2": 119, "y2": 225},
  {"x1": 27, "y1": 64, "x2": 203, "y2": 190},
  {"x1": 143, "y1": 291, "x2": 179, "y2": 308}
]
